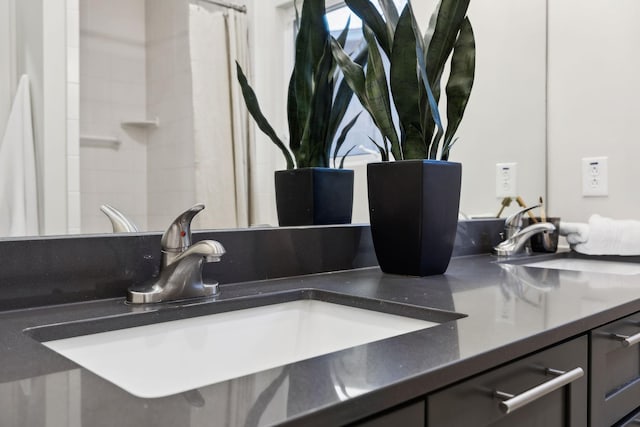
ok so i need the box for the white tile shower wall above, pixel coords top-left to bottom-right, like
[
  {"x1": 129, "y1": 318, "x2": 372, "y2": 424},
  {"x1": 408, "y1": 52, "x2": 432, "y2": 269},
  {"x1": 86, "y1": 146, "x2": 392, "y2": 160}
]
[
  {"x1": 146, "y1": 0, "x2": 196, "y2": 231},
  {"x1": 79, "y1": 0, "x2": 148, "y2": 233}
]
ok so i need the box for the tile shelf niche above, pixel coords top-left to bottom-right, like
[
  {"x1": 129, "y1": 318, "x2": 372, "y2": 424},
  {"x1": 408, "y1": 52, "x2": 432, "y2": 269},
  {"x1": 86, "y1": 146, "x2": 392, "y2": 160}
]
[
  {"x1": 120, "y1": 117, "x2": 160, "y2": 128},
  {"x1": 79, "y1": 135, "x2": 121, "y2": 148}
]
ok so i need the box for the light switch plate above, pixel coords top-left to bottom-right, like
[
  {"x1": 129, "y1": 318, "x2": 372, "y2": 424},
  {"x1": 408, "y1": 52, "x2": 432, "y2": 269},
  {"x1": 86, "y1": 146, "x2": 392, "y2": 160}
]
[
  {"x1": 582, "y1": 157, "x2": 608, "y2": 197},
  {"x1": 496, "y1": 163, "x2": 517, "y2": 198}
]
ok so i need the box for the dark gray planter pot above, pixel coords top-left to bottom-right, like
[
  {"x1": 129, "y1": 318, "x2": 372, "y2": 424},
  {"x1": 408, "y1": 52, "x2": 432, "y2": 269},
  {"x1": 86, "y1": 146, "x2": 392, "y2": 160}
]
[
  {"x1": 274, "y1": 168, "x2": 354, "y2": 226},
  {"x1": 367, "y1": 160, "x2": 462, "y2": 276}
]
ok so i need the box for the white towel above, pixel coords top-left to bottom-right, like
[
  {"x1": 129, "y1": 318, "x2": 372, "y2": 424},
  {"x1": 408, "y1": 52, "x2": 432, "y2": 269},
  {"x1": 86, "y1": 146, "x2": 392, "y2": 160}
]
[
  {"x1": 561, "y1": 215, "x2": 640, "y2": 256},
  {"x1": 0, "y1": 74, "x2": 39, "y2": 236},
  {"x1": 559, "y1": 221, "x2": 589, "y2": 245}
]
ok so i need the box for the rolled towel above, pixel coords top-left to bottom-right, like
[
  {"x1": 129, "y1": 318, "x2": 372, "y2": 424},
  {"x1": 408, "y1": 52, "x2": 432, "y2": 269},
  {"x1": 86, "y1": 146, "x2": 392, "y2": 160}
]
[
  {"x1": 559, "y1": 221, "x2": 589, "y2": 245},
  {"x1": 572, "y1": 215, "x2": 640, "y2": 255}
]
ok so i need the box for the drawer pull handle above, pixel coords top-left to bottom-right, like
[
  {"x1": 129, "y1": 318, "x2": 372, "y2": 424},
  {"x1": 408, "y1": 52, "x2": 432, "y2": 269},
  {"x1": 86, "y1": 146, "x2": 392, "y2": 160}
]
[
  {"x1": 494, "y1": 367, "x2": 584, "y2": 414},
  {"x1": 612, "y1": 332, "x2": 640, "y2": 347}
]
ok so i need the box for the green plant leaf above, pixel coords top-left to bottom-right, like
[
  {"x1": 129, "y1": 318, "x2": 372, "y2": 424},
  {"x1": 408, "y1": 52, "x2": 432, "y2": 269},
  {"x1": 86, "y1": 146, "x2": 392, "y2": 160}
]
[
  {"x1": 390, "y1": 5, "x2": 425, "y2": 159},
  {"x1": 442, "y1": 17, "x2": 475, "y2": 160},
  {"x1": 299, "y1": 41, "x2": 335, "y2": 168},
  {"x1": 363, "y1": 25, "x2": 400, "y2": 160},
  {"x1": 368, "y1": 136, "x2": 389, "y2": 162},
  {"x1": 327, "y1": 46, "x2": 367, "y2": 152},
  {"x1": 345, "y1": 0, "x2": 392, "y2": 56},
  {"x1": 286, "y1": 71, "x2": 300, "y2": 153},
  {"x1": 378, "y1": 0, "x2": 400, "y2": 40},
  {"x1": 338, "y1": 145, "x2": 357, "y2": 169},
  {"x1": 333, "y1": 113, "x2": 361, "y2": 167},
  {"x1": 424, "y1": 0, "x2": 471, "y2": 96},
  {"x1": 330, "y1": 37, "x2": 370, "y2": 116},
  {"x1": 290, "y1": 0, "x2": 329, "y2": 154},
  {"x1": 429, "y1": 124, "x2": 444, "y2": 159},
  {"x1": 410, "y1": 6, "x2": 444, "y2": 159},
  {"x1": 336, "y1": 16, "x2": 351, "y2": 48},
  {"x1": 331, "y1": 33, "x2": 398, "y2": 160},
  {"x1": 236, "y1": 62, "x2": 294, "y2": 169}
]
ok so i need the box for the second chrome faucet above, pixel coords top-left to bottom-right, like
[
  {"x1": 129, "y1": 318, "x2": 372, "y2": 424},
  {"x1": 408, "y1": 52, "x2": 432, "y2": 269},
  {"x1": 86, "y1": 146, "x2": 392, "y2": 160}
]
[
  {"x1": 127, "y1": 204, "x2": 226, "y2": 304},
  {"x1": 494, "y1": 205, "x2": 556, "y2": 256}
]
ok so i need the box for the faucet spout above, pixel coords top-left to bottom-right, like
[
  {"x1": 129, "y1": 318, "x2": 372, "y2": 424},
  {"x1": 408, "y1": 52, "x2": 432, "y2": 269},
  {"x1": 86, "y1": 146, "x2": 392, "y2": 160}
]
[
  {"x1": 173, "y1": 240, "x2": 226, "y2": 264},
  {"x1": 494, "y1": 222, "x2": 556, "y2": 256}
]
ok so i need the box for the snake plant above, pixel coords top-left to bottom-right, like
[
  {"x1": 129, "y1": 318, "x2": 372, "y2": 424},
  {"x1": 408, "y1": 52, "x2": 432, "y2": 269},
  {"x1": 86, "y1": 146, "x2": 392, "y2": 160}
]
[
  {"x1": 330, "y1": 0, "x2": 475, "y2": 161},
  {"x1": 236, "y1": 1, "x2": 365, "y2": 169}
]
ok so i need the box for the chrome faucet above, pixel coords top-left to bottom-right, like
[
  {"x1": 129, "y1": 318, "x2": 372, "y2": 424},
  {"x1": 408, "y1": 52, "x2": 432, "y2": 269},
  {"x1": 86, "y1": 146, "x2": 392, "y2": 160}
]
[
  {"x1": 494, "y1": 205, "x2": 556, "y2": 256},
  {"x1": 100, "y1": 204, "x2": 139, "y2": 233},
  {"x1": 503, "y1": 204, "x2": 540, "y2": 240},
  {"x1": 127, "y1": 204, "x2": 226, "y2": 304}
]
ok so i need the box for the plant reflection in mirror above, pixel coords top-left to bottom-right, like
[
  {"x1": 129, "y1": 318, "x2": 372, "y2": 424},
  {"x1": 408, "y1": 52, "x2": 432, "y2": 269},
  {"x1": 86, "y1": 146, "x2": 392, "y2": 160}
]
[{"x1": 236, "y1": 0, "x2": 367, "y2": 169}]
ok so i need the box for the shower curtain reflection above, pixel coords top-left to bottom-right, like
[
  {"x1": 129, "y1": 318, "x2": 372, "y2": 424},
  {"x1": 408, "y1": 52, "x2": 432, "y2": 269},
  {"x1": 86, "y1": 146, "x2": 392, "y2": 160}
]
[
  {"x1": 79, "y1": 0, "x2": 253, "y2": 233},
  {"x1": 189, "y1": 4, "x2": 254, "y2": 229}
]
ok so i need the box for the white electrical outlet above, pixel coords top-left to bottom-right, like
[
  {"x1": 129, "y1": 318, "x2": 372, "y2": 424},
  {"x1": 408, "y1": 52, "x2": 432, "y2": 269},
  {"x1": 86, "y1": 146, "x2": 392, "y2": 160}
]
[
  {"x1": 582, "y1": 157, "x2": 608, "y2": 197},
  {"x1": 496, "y1": 163, "x2": 517, "y2": 198}
]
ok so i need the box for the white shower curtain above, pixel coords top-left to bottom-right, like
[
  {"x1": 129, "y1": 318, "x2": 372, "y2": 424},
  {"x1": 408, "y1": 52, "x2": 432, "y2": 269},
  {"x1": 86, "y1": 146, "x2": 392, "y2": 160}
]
[
  {"x1": 189, "y1": 4, "x2": 254, "y2": 229},
  {"x1": 0, "y1": 74, "x2": 39, "y2": 236}
]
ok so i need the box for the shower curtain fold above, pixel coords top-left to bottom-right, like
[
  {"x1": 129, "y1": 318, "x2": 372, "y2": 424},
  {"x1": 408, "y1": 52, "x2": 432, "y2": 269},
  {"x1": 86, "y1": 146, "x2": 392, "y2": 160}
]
[
  {"x1": 189, "y1": 5, "x2": 254, "y2": 229},
  {"x1": 0, "y1": 74, "x2": 39, "y2": 236}
]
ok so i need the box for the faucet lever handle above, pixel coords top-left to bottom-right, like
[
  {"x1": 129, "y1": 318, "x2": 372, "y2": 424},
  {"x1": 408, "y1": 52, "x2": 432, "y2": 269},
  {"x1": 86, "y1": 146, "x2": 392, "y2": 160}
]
[
  {"x1": 504, "y1": 204, "x2": 541, "y2": 237},
  {"x1": 161, "y1": 203, "x2": 205, "y2": 252}
]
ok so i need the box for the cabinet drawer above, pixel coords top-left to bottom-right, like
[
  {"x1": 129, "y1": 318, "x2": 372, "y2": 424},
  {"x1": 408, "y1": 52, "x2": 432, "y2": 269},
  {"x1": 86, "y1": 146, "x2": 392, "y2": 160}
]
[
  {"x1": 353, "y1": 401, "x2": 424, "y2": 427},
  {"x1": 427, "y1": 336, "x2": 588, "y2": 427},
  {"x1": 614, "y1": 405, "x2": 640, "y2": 427},
  {"x1": 591, "y1": 311, "x2": 640, "y2": 426}
]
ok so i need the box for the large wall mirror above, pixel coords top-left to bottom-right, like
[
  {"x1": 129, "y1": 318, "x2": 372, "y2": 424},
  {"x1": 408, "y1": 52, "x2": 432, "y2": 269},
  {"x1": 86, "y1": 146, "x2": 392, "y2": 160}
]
[{"x1": 0, "y1": 0, "x2": 547, "y2": 238}]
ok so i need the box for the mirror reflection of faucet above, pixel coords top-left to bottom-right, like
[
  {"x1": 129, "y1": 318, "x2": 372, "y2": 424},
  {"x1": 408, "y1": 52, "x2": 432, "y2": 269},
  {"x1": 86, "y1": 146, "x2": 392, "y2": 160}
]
[
  {"x1": 127, "y1": 203, "x2": 226, "y2": 304},
  {"x1": 100, "y1": 204, "x2": 139, "y2": 233}
]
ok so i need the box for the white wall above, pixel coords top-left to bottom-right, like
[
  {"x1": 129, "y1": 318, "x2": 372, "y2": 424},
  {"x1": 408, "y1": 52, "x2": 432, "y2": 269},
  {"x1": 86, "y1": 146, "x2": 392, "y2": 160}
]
[
  {"x1": 0, "y1": 0, "x2": 14, "y2": 140},
  {"x1": 548, "y1": 0, "x2": 640, "y2": 222},
  {"x1": 79, "y1": 0, "x2": 148, "y2": 233},
  {"x1": 450, "y1": 0, "x2": 547, "y2": 218},
  {"x1": 67, "y1": 0, "x2": 80, "y2": 234}
]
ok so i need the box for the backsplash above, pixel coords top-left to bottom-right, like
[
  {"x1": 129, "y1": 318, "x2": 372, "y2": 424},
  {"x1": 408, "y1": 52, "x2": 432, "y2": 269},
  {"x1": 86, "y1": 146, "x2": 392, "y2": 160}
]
[{"x1": 0, "y1": 220, "x2": 503, "y2": 311}]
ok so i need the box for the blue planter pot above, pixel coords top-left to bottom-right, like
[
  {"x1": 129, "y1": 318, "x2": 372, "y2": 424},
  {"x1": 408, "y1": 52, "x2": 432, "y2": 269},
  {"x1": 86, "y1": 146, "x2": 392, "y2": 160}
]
[
  {"x1": 367, "y1": 160, "x2": 462, "y2": 276},
  {"x1": 275, "y1": 168, "x2": 354, "y2": 226}
]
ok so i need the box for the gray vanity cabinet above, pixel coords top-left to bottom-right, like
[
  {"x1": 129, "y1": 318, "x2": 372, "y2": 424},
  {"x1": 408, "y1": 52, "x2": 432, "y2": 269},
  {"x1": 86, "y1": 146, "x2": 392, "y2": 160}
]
[
  {"x1": 426, "y1": 336, "x2": 588, "y2": 427},
  {"x1": 590, "y1": 312, "x2": 640, "y2": 426},
  {"x1": 615, "y1": 406, "x2": 640, "y2": 426},
  {"x1": 353, "y1": 401, "x2": 425, "y2": 427}
]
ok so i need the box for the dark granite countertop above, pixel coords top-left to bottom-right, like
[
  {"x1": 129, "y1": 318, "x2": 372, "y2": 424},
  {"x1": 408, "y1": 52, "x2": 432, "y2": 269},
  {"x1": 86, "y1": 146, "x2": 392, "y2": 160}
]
[{"x1": 2, "y1": 251, "x2": 640, "y2": 426}]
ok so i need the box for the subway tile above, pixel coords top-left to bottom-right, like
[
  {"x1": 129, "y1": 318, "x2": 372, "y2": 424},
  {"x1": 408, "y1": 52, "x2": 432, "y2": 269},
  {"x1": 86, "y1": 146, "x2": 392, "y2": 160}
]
[
  {"x1": 67, "y1": 191, "x2": 81, "y2": 230},
  {"x1": 67, "y1": 119, "x2": 80, "y2": 157},
  {"x1": 67, "y1": 47, "x2": 80, "y2": 83},
  {"x1": 67, "y1": 83, "x2": 80, "y2": 120},
  {"x1": 67, "y1": 9, "x2": 80, "y2": 49},
  {"x1": 67, "y1": 155, "x2": 81, "y2": 193}
]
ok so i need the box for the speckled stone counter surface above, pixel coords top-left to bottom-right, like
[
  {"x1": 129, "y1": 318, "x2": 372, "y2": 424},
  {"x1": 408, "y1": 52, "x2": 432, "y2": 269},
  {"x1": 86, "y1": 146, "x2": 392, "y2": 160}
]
[{"x1": 2, "y1": 250, "x2": 640, "y2": 426}]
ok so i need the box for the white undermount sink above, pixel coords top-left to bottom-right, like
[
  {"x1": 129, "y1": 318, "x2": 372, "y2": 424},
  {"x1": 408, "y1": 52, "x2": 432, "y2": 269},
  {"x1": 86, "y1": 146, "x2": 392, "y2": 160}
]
[
  {"x1": 40, "y1": 298, "x2": 441, "y2": 398},
  {"x1": 521, "y1": 258, "x2": 640, "y2": 275}
]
